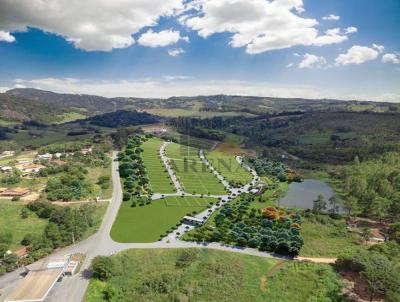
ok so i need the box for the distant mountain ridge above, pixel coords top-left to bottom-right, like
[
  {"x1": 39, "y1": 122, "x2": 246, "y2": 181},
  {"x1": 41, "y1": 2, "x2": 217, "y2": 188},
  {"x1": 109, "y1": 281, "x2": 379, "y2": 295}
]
[{"x1": 2, "y1": 88, "x2": 398, "y2": 124}]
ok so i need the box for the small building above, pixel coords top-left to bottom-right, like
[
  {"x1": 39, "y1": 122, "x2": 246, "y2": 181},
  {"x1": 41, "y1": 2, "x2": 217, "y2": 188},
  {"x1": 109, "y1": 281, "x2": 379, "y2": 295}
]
[
  {"x1": 1, "y1": 150, "x2": 15, "y2": 157},
  {"x1": 37, "y1": 153, "x2": 52, "y2": 160},
  {"x1": 18, "y1": 163, "x2": 46, "y2": 174},
  {"x1": 153, "y1": 128, "x2": 167, "y2": 135},
  {"x1": 6, "y1": 255, "x2": 71, "y2": 302},
  {"x1": 183, "y1": 216, "x2": 204, "y2": 226},
  {"x1": 0, "y1": 166, "x2": 13, "y2": 173},
  {"x1": 81, "y1": 147, "x2": 92, "y2": 155},
  {"x1": 0, "y1": 187, "x2": 30, "y2": 197}
]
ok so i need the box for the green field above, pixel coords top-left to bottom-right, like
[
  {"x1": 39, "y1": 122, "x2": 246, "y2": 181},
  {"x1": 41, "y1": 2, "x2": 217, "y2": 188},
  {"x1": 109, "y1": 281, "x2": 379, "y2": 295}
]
[
  {"x1": 85, "y1": 249, "x2": 344, "y2": 302},
  {"x1": 56, "y1": 112, "x2": 86, "y2": 123},
  {"x1": 110, "y1": 196, "x2": 215, "y2": 243},
  {"x1": 166, "y1": 143, "x2": 227, "y2": 195},
  {"x1": 300, "y1": 216, "x2": 362, "y2": 257},
  {"x1": 0, "y1": 199, "x2": 48, "y2": 250},
  {"x1": 205, "y1": 150, "x2": 253, "y2": 186},
  {"x1": 142, "y1": 138, "x2": 175, "y2": 193}
]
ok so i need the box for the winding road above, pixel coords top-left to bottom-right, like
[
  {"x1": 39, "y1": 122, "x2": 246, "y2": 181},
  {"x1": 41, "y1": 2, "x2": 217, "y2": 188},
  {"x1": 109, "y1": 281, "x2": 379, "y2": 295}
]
[{"x1": 0, "y1": 145, "x2": 335, "y2": 302}]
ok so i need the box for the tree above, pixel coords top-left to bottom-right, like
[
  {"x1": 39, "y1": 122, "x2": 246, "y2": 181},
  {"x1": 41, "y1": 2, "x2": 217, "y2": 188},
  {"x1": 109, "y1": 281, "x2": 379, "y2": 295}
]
[
  {"x1": 362, "y1": 254, "x2": 393, "y2": 302},
  {"x1": 329, "y1": 195, "x2": 341, "y2": 216},
  {"x1": 361, "y1": 227, "x2": 371, "y2": 246},
  {"x1": 343, "y1": 196, "x2": 360, "y2": 217},
  {"x1": 91, "y1": 256, "x2": 117, "y2": 281},
  {"x1": 312, "y1": 194, "x2": 327, "y2": 214},
  {"x1": 371, "y1": 197, "x2": 390, "y2": 223}
]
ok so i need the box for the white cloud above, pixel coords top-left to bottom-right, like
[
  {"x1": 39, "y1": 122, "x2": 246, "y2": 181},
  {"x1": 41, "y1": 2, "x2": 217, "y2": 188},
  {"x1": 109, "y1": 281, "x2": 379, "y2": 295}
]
[
  {"x1": 345, "y1": 26, "x2": 358, "y2": 34},
  {"x1": 162, "y1": 75, "x2": 192, "y2": 81},
  {"x1": 322, "y1": 14, "x2": 340, "y2": 21},
  {"x1": 335, "y1": 45, "x2": 379, "y2": 66},
  {"x1": 0, "y1": 86, "x2": 10, "y2": 93},
  {"x1": 382, "y1": 53, "x2": 400, "y2": 64},
  {"x1": 0, "y1": 30, "x2": 15, "y2": 42},
  {"x1": 298, "y1": 53, "x2": 326, "y2": 69},
  {"x1": 168, "y1": 48, "x2": 185, "y2": 56},
  {"x1": 13, "y1": 84, "x2": 26, "y2": 88},
  {"x1": 372, "y1": 43, "x2": 384, "y2": 53},
  {"x1": 286, "y1": 63, "x2": 293, "y2": 68},
  {"x1": 184, "y1": 0, "x2": 354, "y2": 54},
  {"x1": 0, "y1": 0, "x2": 184, "y2": 51},
  {"x1": 138, "y1": 29, "x2": 188, "y2": 47}
]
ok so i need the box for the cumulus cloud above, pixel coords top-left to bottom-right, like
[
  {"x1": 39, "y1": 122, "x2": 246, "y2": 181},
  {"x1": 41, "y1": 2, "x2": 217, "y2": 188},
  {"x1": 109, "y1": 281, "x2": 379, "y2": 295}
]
[
  {"x1": 335, "y1": 45, "x2": 379, "y2": 66},
  {"x1": 0, "y1": 86, "x2": 10, "y2": 93},
  {"x1": 0, "y1": 0, "x2": 184, "y2": 51},
  {"x1": 372, "y1": 43, "x2": 384, "y2": 53},
  {"x1": 0, "y1": 30, "x2": 15, "y2": 42},
  {"x1": 298, "y1": 53, "x2": 326, "y2": 69},
  {"x1": 138, "y1": 29, "x2": 188, "y2": 47},
  {"x1": 322, "y1": 14, "x2": 340, "y2": 21},
  {"x1": 168, "y1": 48, "x2": 185, "y2": 56},
  {"x1": 345, "y1": 26, "x2": 358, "y2": 34},
  {"x1": 184, "y1": 0, "x2": 355, "y2": 54},
  {"x1": 382, "y1": 53, "x2": 400, "y2": 64}
]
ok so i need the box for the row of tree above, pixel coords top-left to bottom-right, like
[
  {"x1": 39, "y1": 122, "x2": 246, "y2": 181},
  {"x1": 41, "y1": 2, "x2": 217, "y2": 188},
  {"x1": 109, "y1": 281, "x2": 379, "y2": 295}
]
[{"x1": 118, "y1": 135, "x2": 152, "y2": 206}]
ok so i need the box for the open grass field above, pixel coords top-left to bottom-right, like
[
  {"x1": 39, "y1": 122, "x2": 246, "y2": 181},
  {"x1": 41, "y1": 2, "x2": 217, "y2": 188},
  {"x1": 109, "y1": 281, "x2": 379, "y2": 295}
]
[
  {"x1": 85, "y1": 249, "x2": 344, "y2": 302},
  {"x1": 56, "y1": 112, "x2": 86, "y2": 124},
  {"x1": 0, "y1": 199, "x2": 47, "y2": 250},
  {"x1": 166, "y1": 143, "x2": 227, "y2": 195},
  {"x1": 205, "y1": 150, "x2": 253, "y2": 186},
  {"x1": 110, "y1": 196, "x2": 216, "y2": 243},
  {"x1": 300, "y1": 216, "x2": 363, "y2": 257},
  {"x1": 142, "y1": 138, "x2": 175, "y2": 193}
]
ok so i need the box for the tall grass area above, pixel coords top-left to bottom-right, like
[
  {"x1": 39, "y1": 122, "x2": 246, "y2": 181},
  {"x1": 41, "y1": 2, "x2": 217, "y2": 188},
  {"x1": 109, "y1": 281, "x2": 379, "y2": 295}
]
[
  {"x1": 166, "y1": 143, "x2": 227, "y2": 195},
  {"x1": 110, "y1": 196, "x2": 216, "y2": 243},
  {"x1": 85, "y1": 249, "x2": 345, "y2": 302},
  {"x1": 142, "y1": 138, "x2": 175, "y2": 193},
  {"x1": 0, "y1": 199, "x2": 47, "y2": 250},
  {"x1": 205, "y1": 150, "x2": 253, "y2": 186},
  {"x1": 300, "y1": 215, "x2": 362, "y2": 257}
]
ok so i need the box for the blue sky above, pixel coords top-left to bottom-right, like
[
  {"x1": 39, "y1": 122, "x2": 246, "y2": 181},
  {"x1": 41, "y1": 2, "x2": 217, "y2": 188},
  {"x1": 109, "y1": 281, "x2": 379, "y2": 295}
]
[{"x1": 0, "y1": 0, "x2": 399, "y2": 101}]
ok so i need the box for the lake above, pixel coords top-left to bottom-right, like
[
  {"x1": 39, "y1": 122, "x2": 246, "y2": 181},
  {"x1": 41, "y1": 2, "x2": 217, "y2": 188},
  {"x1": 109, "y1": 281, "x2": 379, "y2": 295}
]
[{"x1": 279, "y1": 179, "x2": 334, "y2": 209}]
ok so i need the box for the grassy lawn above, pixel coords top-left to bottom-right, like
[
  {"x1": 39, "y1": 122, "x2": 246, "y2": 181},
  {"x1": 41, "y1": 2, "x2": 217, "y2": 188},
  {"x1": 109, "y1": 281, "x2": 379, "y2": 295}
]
[
  {"x1": 56, "y1": 112, "x2": 86, "y2": 123},
  {"x1": 142, "y1": 138, "x2": 175, "y2": 193},
  {"x1": 85, "y1": 249, "x2": 344, "y2": 302},
  {"x1": 0, "y1": 199, "x2": 47, "y2": 250},
  {"x1": 166, "y1": 143, "x2": 227, "y2": 195},
  {"x1": 205, "y1": 150, "x2": 253, "y2": 185},
  {"x1": 300, "y1": 216, "x2": 363, "y2": 257},
  {"x1": 110, "y1": 196, "x2": 216, "y2": 243}
]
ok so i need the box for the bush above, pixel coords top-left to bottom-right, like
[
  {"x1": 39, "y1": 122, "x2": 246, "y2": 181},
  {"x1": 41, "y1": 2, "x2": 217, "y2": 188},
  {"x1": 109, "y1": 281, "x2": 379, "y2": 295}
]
[{"x1": 91, "y1": 256, "x2": 118, "y2": 281}]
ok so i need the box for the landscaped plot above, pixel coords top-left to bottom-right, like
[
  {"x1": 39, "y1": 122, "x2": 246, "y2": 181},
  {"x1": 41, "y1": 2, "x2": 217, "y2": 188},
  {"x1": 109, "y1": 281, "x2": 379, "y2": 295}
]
[
  {"x1": 0, "y1": 199, "x2": 47, "y2": 250},
  {"x1": 166, "y1": 143, "x2": 227, "y2": 195},
  {"x1": 110, "y1": 196, "x2": 216, "y2": 243},
  {"x1": 142, "y1": 138, "x2": 175, "y2": 193},
  {"x1": 205, "y1": 150, "x2": 252, "y2": 186}
]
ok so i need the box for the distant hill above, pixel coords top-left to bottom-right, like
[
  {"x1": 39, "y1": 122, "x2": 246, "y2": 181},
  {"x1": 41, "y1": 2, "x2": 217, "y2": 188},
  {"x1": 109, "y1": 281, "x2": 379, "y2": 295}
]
[
  {"x1": 0, "y1": 93, "x2": 72, "y2": 123},
  {"x1": 3, "y1": 88, "x2": 399, "y2": 124},
  {"x1": 6, "y1": 88, "x2": 133, "y2": 115}
]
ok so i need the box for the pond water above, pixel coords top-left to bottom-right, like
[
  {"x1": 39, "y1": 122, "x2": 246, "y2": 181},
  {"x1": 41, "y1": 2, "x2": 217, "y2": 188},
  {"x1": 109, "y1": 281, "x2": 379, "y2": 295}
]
[{"x1": 279, "y1": 179, "x2": 334, "y2": 209}]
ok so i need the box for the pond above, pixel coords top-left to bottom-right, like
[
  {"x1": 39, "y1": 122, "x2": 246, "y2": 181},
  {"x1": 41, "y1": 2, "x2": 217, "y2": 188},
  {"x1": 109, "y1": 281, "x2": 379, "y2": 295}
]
[{"x1": 278, "y1": 179, "x2": 334, "y2": 209}]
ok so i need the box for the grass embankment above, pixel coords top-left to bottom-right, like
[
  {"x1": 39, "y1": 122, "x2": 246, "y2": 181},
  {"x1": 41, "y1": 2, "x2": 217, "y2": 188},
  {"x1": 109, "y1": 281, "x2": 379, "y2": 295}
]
[
  {"x1": 205, "y1": 150, "x2": 253, "y2": 186},
  {"x1": 166, "y1": 143, "x2": 227, "y2": 195},
  {"x1": 110, "y1": 196, "x2": 216, "y2": 243},
  {"x1": 142, "y1": 138, "x2": 175, "y2": 193},
  {"x1": 85, "y1": 249, "x2": 344, "y2": 302},
  {"x1": 0, "y1": 199, "x2": 47, "y2": 250}
]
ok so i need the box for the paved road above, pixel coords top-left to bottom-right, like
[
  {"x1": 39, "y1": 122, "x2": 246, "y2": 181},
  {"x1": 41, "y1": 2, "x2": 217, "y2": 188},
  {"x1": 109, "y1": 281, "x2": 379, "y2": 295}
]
[{"x1": 0, "y1": 147, "x2": 334, "y2": 302}]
